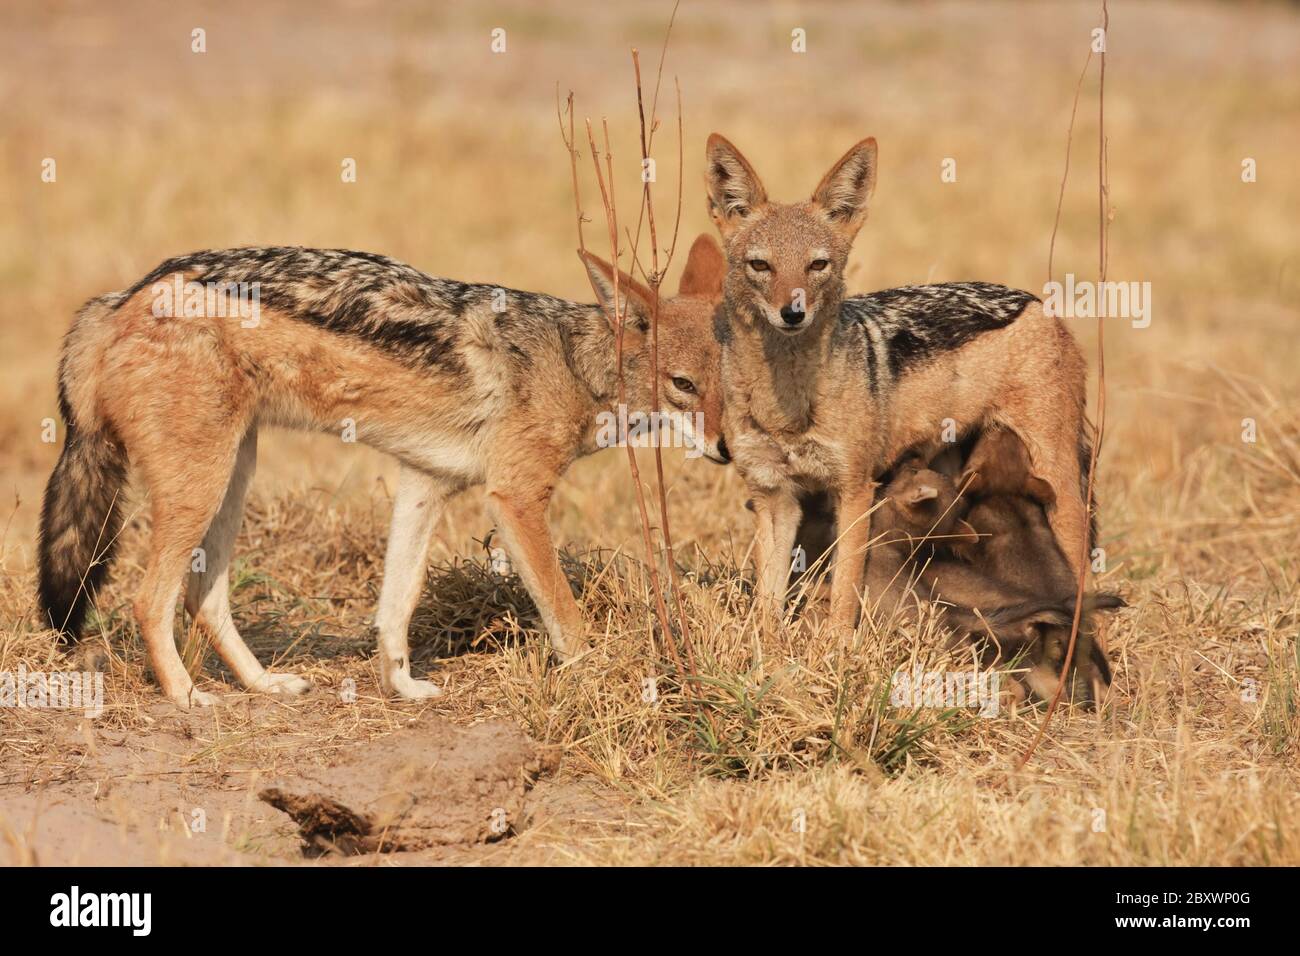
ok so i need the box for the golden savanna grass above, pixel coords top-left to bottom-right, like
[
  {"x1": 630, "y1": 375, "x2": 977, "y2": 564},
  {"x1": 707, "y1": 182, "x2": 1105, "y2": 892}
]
[{"x1": 1, "y1": 0, "x2": 1297, "y2": 865}]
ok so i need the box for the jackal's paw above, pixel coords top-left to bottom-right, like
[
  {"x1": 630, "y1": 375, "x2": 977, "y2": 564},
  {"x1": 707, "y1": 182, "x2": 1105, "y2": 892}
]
[
  {"x1": 170, "y1": 687, "x2": 220, "y2": 710},
  {"x1": 551, "y1": 638, "x2": 594, "y2": 665},
  {"x1": 253, "y1": 672, "x2": 312, "y2": 696},
  {"x1": 387, "y1": 670, "x2": 444, "y2": 700}
]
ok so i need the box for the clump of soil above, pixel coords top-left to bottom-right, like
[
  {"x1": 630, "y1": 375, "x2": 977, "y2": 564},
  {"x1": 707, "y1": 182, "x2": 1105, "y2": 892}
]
[{"x1": 259, "y1": 717, "x2": 559, "y2": 855}]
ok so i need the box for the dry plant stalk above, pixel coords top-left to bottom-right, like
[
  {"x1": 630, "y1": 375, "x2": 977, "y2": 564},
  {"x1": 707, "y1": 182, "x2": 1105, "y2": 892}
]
[
  {"x1": 555, "y1": 4, "x2": 714, "y2": 736},
  {"x1": 563, "y1": 108, "x2": 683, "y2": 677},
  {"x1": 627, "y1": 39, "x2": 704, "y2": 683},
  {"x1": 1017, "y1": 0, "x2": 1110, "y2": 771}
]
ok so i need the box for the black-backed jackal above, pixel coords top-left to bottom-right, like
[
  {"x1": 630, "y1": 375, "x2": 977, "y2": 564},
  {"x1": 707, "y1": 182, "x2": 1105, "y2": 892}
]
[
  {"x1": 38, "y1": 237, "x2": 728, "y2": 708},
  {"x1": 703, "y1": 132, "x2": 1092, "y2": 632}
]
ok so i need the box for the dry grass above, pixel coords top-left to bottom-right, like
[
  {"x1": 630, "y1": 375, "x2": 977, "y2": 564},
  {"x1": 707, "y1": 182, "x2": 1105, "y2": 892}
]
[{"x1": 1, "y1": 0, "x2": 1298, "y2": 865}]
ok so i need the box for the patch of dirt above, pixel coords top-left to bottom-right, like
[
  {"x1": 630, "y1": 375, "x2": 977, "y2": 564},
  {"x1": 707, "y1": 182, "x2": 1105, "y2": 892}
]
[
  {"x1": 0, "y1": 701, "x2": 629, "y2": 867},
  {"x1": 259, "y1": 718, "x2": 559, "y2": 854},
  {"x1": 0, "y1": 792, "x2": 256, "y2": 867}
]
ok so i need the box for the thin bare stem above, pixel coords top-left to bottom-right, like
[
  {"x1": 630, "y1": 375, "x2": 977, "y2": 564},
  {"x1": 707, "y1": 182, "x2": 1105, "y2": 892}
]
[
  {"x1": 587, "y1": 114, "x2": 689, "y2": 684},
  {"x1": 1018, "y1": 0, "x2": 1110, "y2": 772},
  {"x1": 556, "y1": 88, "x2": 590, "y2": 254},
  {"x1": 1046, "y1": 49, "x2": 1094, "y2": 285},
  {"x1": 556, "y1": 7, "x2": 714, "y2": 742},
  {"x1": 632, "y1": 47, "x2": 701, "y2": 682}
]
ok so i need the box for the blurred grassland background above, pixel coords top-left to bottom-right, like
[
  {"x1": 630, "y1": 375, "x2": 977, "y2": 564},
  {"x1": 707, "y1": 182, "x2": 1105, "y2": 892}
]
[
  {"x1": 1, "y1": 0, "x2": 1296, "y2": 558},
  {"x1": 1, "y1": 0, "x2": 1298, "y2": 864},
  {"x1": 1, "y1": 0, "x2": 1295, "y2": 525}
]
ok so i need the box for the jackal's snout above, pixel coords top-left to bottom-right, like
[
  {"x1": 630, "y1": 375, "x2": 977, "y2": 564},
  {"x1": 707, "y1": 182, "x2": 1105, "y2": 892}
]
[
  {"x1": 712, "y1": 433, "x2": 731, "y2": 464},
  {"x1": 779, "y1": 303, "x2": 805, "y2": 326}
]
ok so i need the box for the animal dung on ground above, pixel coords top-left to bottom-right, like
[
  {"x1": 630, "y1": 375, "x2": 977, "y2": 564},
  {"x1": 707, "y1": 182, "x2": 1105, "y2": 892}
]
[{"x1": 259, "y1": 718, "x2": 560, "y2": 855}]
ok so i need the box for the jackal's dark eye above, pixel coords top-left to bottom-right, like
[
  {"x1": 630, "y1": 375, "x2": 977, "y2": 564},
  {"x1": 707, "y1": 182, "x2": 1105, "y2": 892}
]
[
  {"x1": 671, "y1": 376, "x2": 696, "y2": 394},
  {"x1": 809, "y1": 258, "x2": 830, "y2": 272},
  {"x1": 747, "y1": 259, "x2": 770, "y2": 273}
]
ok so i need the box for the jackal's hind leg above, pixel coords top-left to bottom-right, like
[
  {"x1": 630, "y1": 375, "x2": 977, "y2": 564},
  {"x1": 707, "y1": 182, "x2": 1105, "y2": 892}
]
[
  {"x1": 185, "y1": 428, "x2": 309, "y2": 697},
  {"x1": 135, "y1": 449, "x2": 245, "y2": 709},
  {"x1": 375, "y1": 465, "x2": 450, "y2": 700},
  {"x1": 999, "y1": 416, "x2": 1090, "y2": 578}
]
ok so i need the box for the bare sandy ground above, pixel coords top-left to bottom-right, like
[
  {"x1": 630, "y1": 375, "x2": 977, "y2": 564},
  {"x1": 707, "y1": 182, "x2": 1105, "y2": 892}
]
[{"x1": 1, "y1": 701, "x2": 630, "y2": 866}]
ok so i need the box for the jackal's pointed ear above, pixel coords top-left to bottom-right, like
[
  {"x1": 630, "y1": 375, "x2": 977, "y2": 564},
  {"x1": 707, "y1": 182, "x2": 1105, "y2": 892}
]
[
  {"x1": 903, "y1": 482, "x2": 939, "y2": 506},
  {"x1": 811, "y1": 137, "x2": 877, "y2": 238},
  {"x1": 678, "y1": 234, "x2": 727, "y2": 297},
  {"x1": 1025, "y1": 476, "x2": 1057, "y2": 507},
  {"x1": 578, "y1": 249, "x2": 653, "y2": 340},
  {"x1": 705, "y1": 133, "x2": 768, "y2": 238}
]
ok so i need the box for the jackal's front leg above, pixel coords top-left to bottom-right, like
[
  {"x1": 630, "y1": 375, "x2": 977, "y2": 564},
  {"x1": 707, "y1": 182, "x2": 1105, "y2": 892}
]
[
  {"x1": 485, "y1": 477, "x2": 589, "y2": 663},
  {"x1": 375, "y1": 465, "x2": 449, "y2": 700},
  {"x1": 829, "y1": 482, "x2": 879, "y2": 633},
  {"x1": 750, "y1": 488, "x2": 803, "y2": 616}
]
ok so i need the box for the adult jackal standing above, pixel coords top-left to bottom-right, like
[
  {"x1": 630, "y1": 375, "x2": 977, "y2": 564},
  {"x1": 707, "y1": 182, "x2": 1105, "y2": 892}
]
[
  {"x1": 38, "y1": 238, "x2": 729, "y2": 708},
  {"x1": 703, "y1": 133, "x2": 1092, "y2": 631}
]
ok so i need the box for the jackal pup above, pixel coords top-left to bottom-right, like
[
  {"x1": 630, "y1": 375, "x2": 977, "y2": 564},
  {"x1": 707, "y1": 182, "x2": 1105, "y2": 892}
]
[
  {"x1": 866, "y1": 432, "x2": 1120, "y2": 704},
  {"x1": 704, "y1": 133, "x2": 1091, "y2": 631},
  {"x1": 952, "y1": 426, "x2": 1120, "y2": 701},
  {"x1": 39, "y1": 237, "x2": 728, "y2": 708}
]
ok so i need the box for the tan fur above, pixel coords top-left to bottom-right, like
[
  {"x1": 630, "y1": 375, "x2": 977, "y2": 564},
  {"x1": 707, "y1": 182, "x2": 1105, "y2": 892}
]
[
  {"x1": 705, "y1": 133, "x2": 1090, "y2": 632},
  {"x1": 52, "y1": 239, "x2": 726, "y2": 707}
]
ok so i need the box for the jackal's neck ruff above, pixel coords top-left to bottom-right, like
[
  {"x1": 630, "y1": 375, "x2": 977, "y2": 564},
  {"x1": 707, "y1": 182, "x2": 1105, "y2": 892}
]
[
  {"x1": 720, "y1": 284, "x2": 867, "y2": 493},
  {"x1": 722, "y1": 282, "x2": 846, "y2": 433}
]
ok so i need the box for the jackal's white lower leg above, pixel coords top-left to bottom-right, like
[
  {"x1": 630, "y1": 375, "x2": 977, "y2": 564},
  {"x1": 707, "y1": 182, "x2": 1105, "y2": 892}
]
[
  {"x1": 375, "y1": 465, "x2": 447, "y2": 699},
  {"x1": 829, "y1": 484, "x2": 877, "y2": 633},
  {"x1": 137, "y1": 524, "x2": 221, "y2": 709},
  {"x1": 136, "y1": 561, "x2": 215, "y2": 709},
  {"x1": 751, "y1": 489, "x2": 801, "y2": 624}
]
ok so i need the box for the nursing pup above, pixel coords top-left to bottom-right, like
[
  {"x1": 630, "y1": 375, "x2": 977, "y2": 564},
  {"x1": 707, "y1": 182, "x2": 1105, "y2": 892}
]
[
  {"x1": 865, "y1": 432, "x2": 1120, "y2": 704},
  {"x1": 38, "y1": 236, "x2": 728, "y2": 708},
  {"x1": 704, "y1": 132, "x2": 1091, "y2": 631},
  {"x1": 952, "y1": 427, "x2": 1119, "y2": 701}
]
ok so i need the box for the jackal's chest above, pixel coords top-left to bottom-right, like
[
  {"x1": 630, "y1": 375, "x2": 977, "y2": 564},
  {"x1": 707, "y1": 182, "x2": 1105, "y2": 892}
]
[
  {"x1": 731, "y1": 416, "x2": 845, "y2": 494},
  {"x1": 722, "y1": 339, "x2": 887, "y2": 493}
]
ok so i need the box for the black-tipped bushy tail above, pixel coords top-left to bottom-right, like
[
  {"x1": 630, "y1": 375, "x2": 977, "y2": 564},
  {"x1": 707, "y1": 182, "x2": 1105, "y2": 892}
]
[{"x1": 37, "y1": 419, "x2": 128, "y2": 644}]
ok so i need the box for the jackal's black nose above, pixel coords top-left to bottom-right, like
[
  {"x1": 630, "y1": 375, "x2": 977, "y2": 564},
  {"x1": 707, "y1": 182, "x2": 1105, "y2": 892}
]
[
  {"x1": 780, "y1": 304, "x2": 804, "y2": 325},
  {"x1": 716, "y1": 435, "x2": 731, "y2": 463}
]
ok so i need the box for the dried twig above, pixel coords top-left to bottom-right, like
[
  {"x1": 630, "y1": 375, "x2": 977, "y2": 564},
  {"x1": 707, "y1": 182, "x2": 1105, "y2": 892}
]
[
  {"x1": 1017, "y1": 0, "x2": 1110, "y2": 772},
  {"x1": 1046, "y1": 50, "x2": 1094, "y2": 283},
  {"x1": 630, "y1": 43, "x2": 703, "y2": 685},
  {"x1": 555, "y1": 15, "x2": 713, "y2": 738}
]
